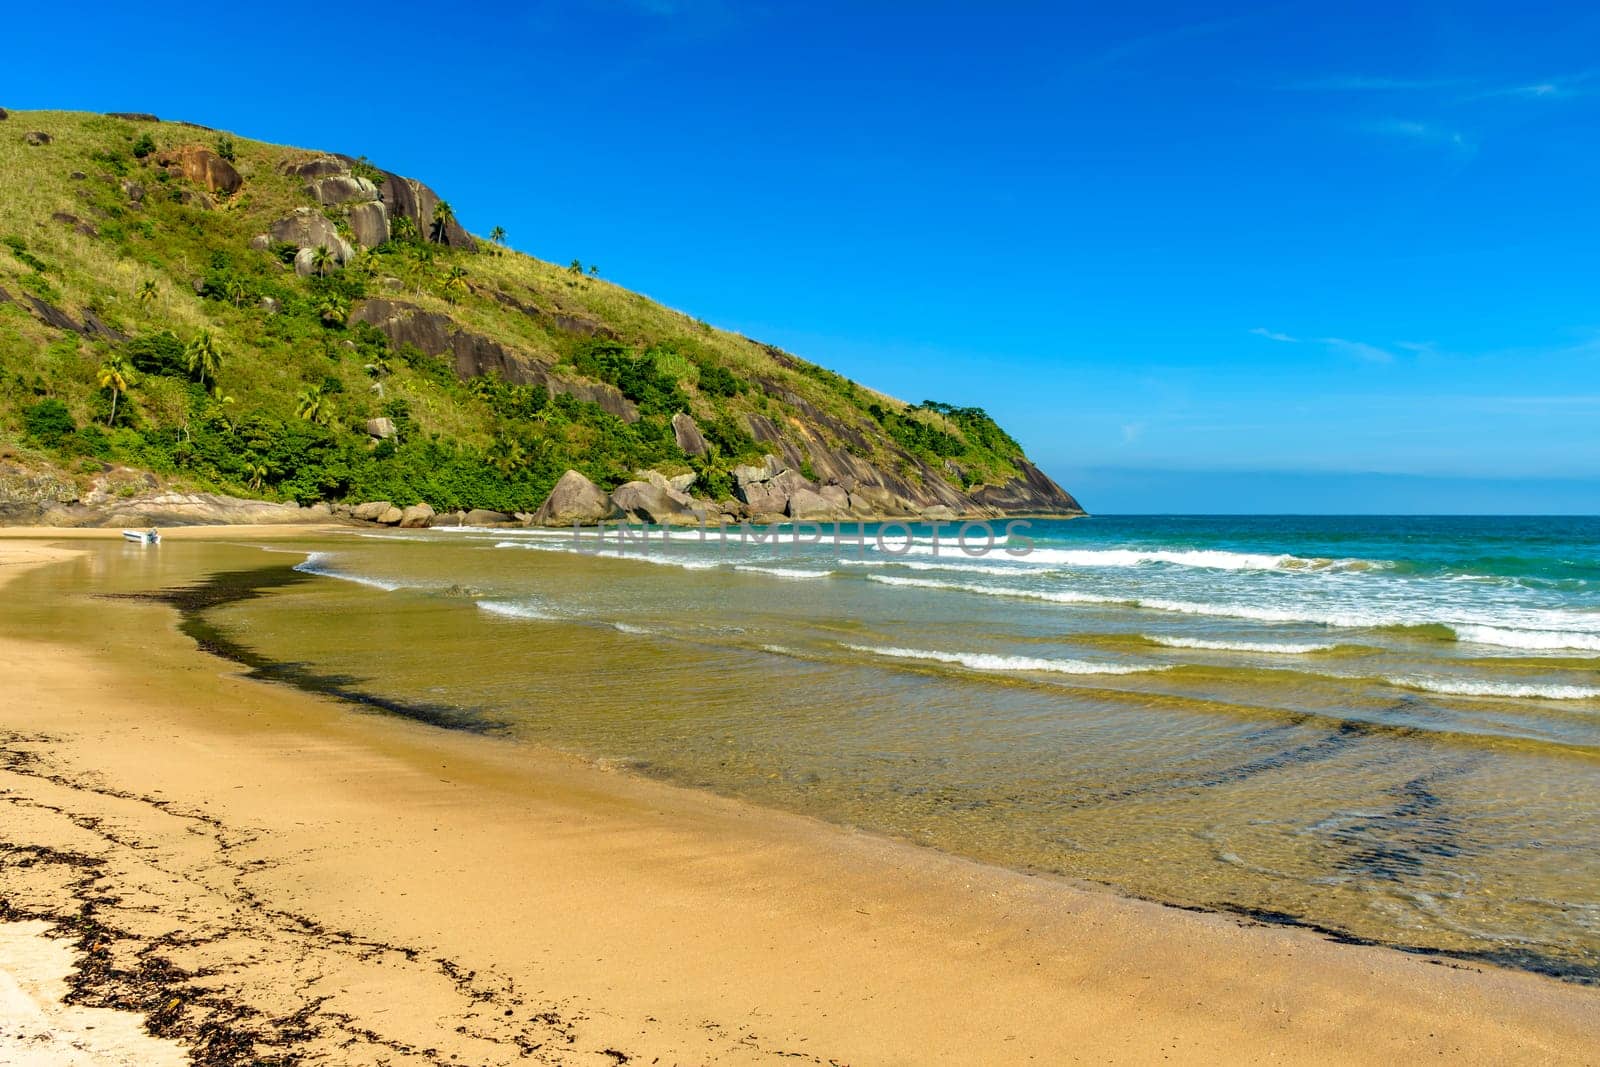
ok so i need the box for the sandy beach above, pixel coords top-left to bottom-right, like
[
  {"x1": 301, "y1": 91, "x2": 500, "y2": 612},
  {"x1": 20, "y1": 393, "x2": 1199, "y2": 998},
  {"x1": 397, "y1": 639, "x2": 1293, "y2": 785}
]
[{"x1": 1, "y1": 531, "x2": 1597, "y2": 1065}]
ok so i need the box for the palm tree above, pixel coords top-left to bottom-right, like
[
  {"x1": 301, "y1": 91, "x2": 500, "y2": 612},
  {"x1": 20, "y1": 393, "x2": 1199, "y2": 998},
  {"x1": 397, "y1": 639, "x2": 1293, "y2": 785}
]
[
  {"x1": 310, "y1": 245, "x2": 335, "y2": 278},
  {"x1": 567, "y1": 259, "x2": 583, "y2": 276},
  {"x1": 295, "y1": 385, "x2": 329, "y2": 425},
  {"x1": 97, "y1": 354, "x2": 134, "y2": 427},
  {"x1": 224, "y1": 279, "x2": 248, "y2": 308},
  {"x1": 431, "y1": 200, "x2": 455, "y2": 244},
  {"x1": 246, "y1": 462, "x2": 269, "y2": 491},
  {"x1": 489, "y1": 226, "x2": 506, "y2": 252},
  {"x1": 391, "y1": 215, "x2": 418, "y2": 243},
  {"x1": 316, "y1": 294, "x2": 350, "y2": 325},
  {"x1": 487, "y1": 435, "x2": 526, "y2": 476},
  {"x1": 136, "y1": 280, "x2": 158, "y2": 313},
  {"x1": 185, "y1": 331, "x2": 223, "y2": 390},
  {"x1": 588, "y1": 264, "x2": 599, "y2": 277},
  {"x1": 442, "y1": 264, "x2": 469, "y2": 303}
]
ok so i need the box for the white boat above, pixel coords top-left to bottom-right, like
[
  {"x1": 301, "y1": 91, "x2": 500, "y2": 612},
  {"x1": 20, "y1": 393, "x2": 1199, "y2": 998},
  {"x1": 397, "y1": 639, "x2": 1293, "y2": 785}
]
[{"x1": 122, "y1": 529, "x2": 161, "y2": 545}]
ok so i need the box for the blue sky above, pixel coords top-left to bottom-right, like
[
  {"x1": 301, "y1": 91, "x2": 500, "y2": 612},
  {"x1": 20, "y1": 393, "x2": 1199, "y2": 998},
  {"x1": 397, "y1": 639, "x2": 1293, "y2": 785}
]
[{"x1": 7, "y1": 2, "x2": 1599, "y2": 512}]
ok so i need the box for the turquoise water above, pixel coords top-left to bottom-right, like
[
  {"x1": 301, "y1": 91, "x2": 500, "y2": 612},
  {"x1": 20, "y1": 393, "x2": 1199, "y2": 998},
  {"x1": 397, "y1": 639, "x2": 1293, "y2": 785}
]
[{"x1": 181, "y1": 514, "x2": 1600, "y2": 981}]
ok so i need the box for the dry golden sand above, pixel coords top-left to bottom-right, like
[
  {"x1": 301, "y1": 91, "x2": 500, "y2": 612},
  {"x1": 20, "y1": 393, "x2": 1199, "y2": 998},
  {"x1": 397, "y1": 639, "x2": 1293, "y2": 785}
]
[{"x1": 0, "y1": 531, "x2": 1597, "y2": 1065}]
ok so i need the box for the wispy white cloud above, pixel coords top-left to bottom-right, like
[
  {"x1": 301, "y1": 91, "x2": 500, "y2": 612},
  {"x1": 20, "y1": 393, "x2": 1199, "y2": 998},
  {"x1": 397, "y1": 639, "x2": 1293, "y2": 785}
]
[
  {"x1": 1250, "y1": 327, "x2": 1298, "y2": 343},
  {"x1": 1321, "y1": 337, "x2": 1396, "y2": 364},
  {"x1": 1469, "y1": 69, "x2": 1597, "y2": 100},
  {"x1": 1120, "y1": 421, "x2": 1146, "y2": 444},
  {"x1": 1363, "y1": 117, "x2": 1473, "y2": 152},
  {"x1": 1298, "y1": 69, "x2": 1596, "y2": 102},
  {"x1": 1291, "y1": 75, "x2": 1470, "y2": 92}
]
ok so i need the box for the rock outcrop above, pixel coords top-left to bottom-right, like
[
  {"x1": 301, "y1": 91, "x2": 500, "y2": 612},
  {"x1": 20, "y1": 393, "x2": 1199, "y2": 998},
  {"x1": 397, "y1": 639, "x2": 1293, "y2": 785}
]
[
  {"x1": 966, "y1": 459, "x2": 1084, "y2": 515},
  {"x1": 347, "y1": 201, "x2": 390, "y2": 248},
  {"x1": 350, "y1": 299, "x2": 639, "y2": 421},
  {"x1": 377, "y1": 171, "x2": 474, "y2": 249},
  {"x1": 158, "y1": 145, "x2": 242, "y2": 194},
  {"x1": 531, "y1": 470, "x2": 618, "y2": 526},
  {"x1": 672, "y1": 412, "x2": 707, "y2": 456},
  {"x1": 306, "y1": 175, "x2": 378, "y2": 205},
  {"x1": 399, "y1": 502, "x2": 435, "y2": 528},
  {"x1": 269, "y1": 208, "x2": 354, "y2": 266},
  {"x1": 610, "y1": 480, "x2": 703, "y2": 525}
]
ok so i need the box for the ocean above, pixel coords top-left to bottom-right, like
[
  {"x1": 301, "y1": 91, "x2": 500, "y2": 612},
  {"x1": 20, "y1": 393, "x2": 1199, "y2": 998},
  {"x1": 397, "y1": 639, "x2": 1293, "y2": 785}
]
[{"x1": 116, "y1": 515, "x2": 1600, "y2": 980}]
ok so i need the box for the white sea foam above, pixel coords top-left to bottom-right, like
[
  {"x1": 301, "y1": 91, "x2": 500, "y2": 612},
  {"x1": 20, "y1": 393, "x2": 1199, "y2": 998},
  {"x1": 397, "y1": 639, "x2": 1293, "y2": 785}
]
[
  {"x1": 1452, "y1": 625, "x2": 1600, "y2": 653},
  {"x1": 611, "y1": 622, "x2": 654, "y2": 635},
  {"x1": 864, "y1": 573, "x2": 1600, "y2": 654},
  {"x1": 732, "y1": 565, "x2": 832, "y2": 579},
  {"x1": 843, "y1": 643, "x2": 1162, "y2": 675},
  {"x1": 1386, "y1": 676, "x2": 1600, "y2": 700},
  {"x1": 866, "y1": 574, "x2": 1121, "y2": 605},
  {"x1": 293, "y1": 553, "x2": 410, "y2": 591},
  {"x1": 869, "y1": 539, "x2": 1383, "y2": 573},
  {"x1": 1148, "y1": 636, "x2": 1338, "y2": 654},
  {"x1": 493, "y1": 541, "x2": 720, "y2": 570},
  {"x1": 839, "y1": 558, "x2": 1029, "y2": 576},
  {"x1": 477, "y1": 599, "x2": 559, "y2": 620}
]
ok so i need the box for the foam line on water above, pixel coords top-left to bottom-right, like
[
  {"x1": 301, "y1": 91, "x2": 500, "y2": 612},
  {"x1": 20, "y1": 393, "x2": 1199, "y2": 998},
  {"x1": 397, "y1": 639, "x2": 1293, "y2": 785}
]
[
  {"x1": 1385, "y1": 676, "x2": 1600, "y2": 700},
  {"x1": 293, "y1": 552, "x2": 410, "y2": 591},
  {"x1": 732, "y1": 565, "x2": 832, "y2": 579},
  {"x1": 843, "y1": 643, "x2": 1164, "y2": 675},
  {"x1": 1148, "y1": 635, "x2": 1339, "y2": 654},
  {"x1": 866, "y1": 574, "x2": 1600, "y2": 653},
  {"x1": 477, "y1": 599, "x2": 560, "y2": 620}
]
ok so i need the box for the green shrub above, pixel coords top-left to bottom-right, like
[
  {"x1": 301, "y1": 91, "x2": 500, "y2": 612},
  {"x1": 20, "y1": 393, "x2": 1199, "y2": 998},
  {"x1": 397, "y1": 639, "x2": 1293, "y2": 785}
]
[
  {"x1": 22, "y1": 399, "x2": 76, "y2": 446},
  {"x1": 132, "y1": 133, "x2": 157, "y2": 159}
]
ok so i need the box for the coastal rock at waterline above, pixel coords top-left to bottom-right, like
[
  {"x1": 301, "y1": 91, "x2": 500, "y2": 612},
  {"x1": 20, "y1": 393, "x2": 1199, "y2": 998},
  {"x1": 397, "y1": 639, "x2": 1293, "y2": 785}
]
[
  {"x1": 269, "y1": 208, "x2": 353, "y2": 263},
  {"x1": 531, "y1": 470, "x2": 620, "y2": 526},
  {"x1": 785, "y1": 487, "x2": 844, "y2": 520},
  {"x1": 921, "y1": 504, "x2": 959, "y2": 521},
  {"x1": 399, "y1": 503, "x2": 435, "y2": 528},
  {"x1": 847, "y1": 485, "x2": 914, "y2": 517},
  {"x1": 364, "y1": 417, "x2": 397, "y2": 440},
  {"x1": 352, "y1": 500, "x2": 394, "y2": 521},
  {"x1": 158, "y1": 145, "x2": 242, "y2": 195},
  {"x1": 348, "y1": 201, "x2": 390, "y2": 248},
  {"x1": 56, "y1": 491, "x2": 316, "y2": 527},
  {"x1": 25, "y1": 131, "x2": 52, "y2": 146},
  {"x1": 610, "y1": 481, "x2": 703, "y2": 525},
  {"x1": 464, "y1": 508, "x2": 513, "y2": 526},
  {"x1": 306, "y1": 174, "x2": 378, "y2": 206},
  {"x1": 636, "y1": 470, "x2": 698, "y2": 501},
  {"x1": 377, "y1": 506, "x2": 405, "y2": 525},
  {"x1": 965, "y1": 458, "x2": 1085, "y2": 515},
  {"x1": 672, "y1": 412, "x2": 708, "y2": 456}
]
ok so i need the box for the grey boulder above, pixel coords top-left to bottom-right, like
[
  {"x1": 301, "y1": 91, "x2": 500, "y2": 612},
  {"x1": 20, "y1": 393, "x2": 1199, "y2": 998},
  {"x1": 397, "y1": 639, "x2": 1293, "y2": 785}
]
[{"x1": 531, "y1": 470, "x2": 619, "y2": 526}]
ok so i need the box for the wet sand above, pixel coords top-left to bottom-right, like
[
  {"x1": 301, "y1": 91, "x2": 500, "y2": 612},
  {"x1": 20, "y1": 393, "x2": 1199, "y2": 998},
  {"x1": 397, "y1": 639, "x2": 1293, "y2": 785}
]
[{"x1": 1, "y1": 531, "x2": 1597, "y2": 1064}]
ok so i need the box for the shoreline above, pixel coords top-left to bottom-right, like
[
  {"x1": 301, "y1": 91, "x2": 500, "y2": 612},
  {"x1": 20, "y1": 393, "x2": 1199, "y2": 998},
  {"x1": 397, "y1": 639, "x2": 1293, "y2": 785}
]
[{"x1": 1, "y1": 531, "x2": 1597, "y2": 1063}]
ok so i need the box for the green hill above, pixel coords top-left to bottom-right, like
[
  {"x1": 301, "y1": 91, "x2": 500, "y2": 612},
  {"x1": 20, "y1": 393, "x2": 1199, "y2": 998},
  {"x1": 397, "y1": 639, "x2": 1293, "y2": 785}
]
[{"x1": 0, "y1": 109, "x2": 1082, "y2": 524}]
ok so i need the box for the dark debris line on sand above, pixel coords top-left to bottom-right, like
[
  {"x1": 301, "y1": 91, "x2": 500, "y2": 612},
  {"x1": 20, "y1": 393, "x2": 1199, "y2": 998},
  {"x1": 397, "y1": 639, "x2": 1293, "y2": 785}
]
[{"x1": 0, "y1": 729, "x2": 606, "y2": 1065}]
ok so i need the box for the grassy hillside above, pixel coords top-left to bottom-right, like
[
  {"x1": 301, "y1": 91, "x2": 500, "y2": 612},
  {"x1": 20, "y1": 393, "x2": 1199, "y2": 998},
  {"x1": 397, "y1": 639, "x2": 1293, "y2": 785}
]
[{"x1": 0, "y1": 109, "x2": 1078, "y2": 517}]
